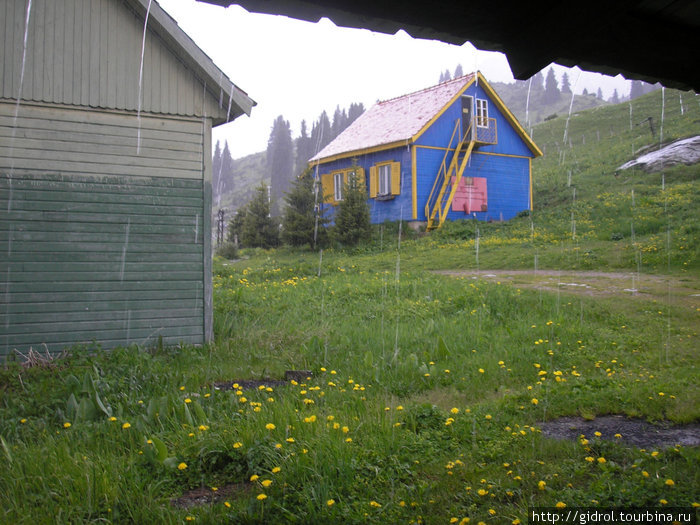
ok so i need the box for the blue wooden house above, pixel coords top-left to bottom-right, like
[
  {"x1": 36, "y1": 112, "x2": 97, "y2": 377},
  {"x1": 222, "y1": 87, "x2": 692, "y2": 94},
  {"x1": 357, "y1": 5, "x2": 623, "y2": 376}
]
[{"x1": 309, "y1": 73, "x2": 542, "y2": 230}]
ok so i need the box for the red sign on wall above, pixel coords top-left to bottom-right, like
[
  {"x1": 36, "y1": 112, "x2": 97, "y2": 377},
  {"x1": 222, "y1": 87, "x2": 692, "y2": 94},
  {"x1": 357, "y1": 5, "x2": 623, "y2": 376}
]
[{"x1": 451, "y1": 176, "x2": 487, "y2": 213}]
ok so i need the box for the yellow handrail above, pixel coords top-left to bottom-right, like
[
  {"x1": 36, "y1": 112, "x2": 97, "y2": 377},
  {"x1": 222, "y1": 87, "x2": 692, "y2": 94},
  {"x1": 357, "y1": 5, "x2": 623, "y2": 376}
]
[{"x1": 425, "y1": 119, "x2": 461, "y2": 219}]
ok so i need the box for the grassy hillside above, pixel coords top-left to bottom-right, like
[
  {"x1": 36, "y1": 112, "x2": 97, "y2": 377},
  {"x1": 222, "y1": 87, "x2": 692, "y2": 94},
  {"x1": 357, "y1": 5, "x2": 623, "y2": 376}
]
[{"x1": 491, "y1": 81, "x2": 609, "y2": 128}]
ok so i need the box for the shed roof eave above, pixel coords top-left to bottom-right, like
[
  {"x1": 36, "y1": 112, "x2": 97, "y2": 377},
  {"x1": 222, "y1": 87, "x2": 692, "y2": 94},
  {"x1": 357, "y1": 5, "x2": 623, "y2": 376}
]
[{"x1": 128, "y1": 0, "x2": 256, "y2": 121}]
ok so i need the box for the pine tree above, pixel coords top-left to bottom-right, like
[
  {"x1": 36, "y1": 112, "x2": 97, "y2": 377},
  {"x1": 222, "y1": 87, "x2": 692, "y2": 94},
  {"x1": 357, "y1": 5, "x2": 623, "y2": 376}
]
[
  {"x1": 311, "y1": 111, "x2": 332, "y2": 156},
  {"x1": 610, "y1": 89, "x2": 620, "y2": 104},
  {"x1": 531, "y1": 71, "x2": 545, "y2": 93},
  {"x1": 597, "y1": 87, "x2": 604, "y2": 99},
  {"x1": 347, "y1": 103, "x2": 365, "y2": 125},
  {"x1": 227, "y1": 206, "x2": 246, "y2": 246},
  {"x1": 212, "y1": 140, "x2": 223, "y2": 207},
  {"x1": 220, "y1": 141, "x2": 234, "y2": 195},
  {"x1": 282, "y1": 168, "x2": 327, "y2": 249},
  {"x1": 454, "y1": 63, "x2": 464, "y2": 78},
  {"x1": 582, "y1": 87, "x2": 589, "y2": 96},
  {"x1": 629, "y1": 80, "x2": 645, "y2": 100},
  {"x1": 544, "y1": 67, "x2": 560, "y2": 104},
  {"x1": 240, "y1": 183, "x2": 279, "y2": 248},
  {"x1": 295, "y1": 120, "x2": 314, "y2": 177},
  {"x1": 331, "y1": 106, "x2": 348, "y2": 141},
  {"x1": 267, "y1": 116, "x2": 294, "y2": 216},
  {"x1": 561, "y1": 72, "x2": 572, "y2": 94},
  {"x1": 334, "y1": 167, "x2": 371, "y2": 247}
]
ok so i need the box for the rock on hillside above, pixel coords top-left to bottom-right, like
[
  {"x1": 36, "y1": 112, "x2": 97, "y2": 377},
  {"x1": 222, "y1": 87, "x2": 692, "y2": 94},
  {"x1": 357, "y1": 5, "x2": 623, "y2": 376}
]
[{"x1": 618, "y1": 135, "x2": 700, "y2": 173}]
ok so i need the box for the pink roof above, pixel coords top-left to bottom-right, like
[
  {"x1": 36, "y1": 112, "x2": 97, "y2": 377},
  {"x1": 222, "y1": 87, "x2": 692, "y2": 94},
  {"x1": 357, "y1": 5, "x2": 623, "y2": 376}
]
[{"x1": 310, "y1": 74, "x2": 475, "y2": 162}]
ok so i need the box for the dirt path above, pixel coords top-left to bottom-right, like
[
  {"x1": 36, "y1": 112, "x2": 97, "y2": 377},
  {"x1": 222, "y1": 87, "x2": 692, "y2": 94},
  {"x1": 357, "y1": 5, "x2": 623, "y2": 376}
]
[{"x1": 434, "y1": 269, "x2": 700, "y2": 311}]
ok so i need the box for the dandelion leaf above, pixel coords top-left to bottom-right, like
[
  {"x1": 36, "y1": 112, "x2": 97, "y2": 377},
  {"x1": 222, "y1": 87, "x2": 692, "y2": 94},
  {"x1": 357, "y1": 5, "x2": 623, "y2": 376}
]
[{"x1": 436, "y1": 336, "x2": 451, "y2": 360}]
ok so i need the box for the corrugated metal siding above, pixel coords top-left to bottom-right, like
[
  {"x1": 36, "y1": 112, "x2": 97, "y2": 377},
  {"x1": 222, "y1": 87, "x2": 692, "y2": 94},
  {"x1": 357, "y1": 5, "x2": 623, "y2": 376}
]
[
  {"x1": 1, "y1": 172, "x2": 205, "y2": 357},
  {"x1": 0, "y1": 102, "x2": 203, "y2": 178},
  {"x1": 0, "y1": 0, "x2": 224, "y2": 118}
]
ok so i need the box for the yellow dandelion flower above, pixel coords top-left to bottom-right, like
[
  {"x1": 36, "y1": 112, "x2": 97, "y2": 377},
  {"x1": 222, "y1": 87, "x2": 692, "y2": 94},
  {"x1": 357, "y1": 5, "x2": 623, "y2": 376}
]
[
  {"x1": 594, "y1": 431, "x2": 602, "y2": 437},
  {"x1": 327, "y1": 499, "x2": 335, "y2": 506},
  {"x1": 585, "y1": 456, "x2": 595, "y2": 462},
  {"x1": 265, "y1": 423, "x2": 276, "y2": 430},
  {"x1": 485, "y1": 414, "x2": 492, "y2": 420},
  {"x1": 271, "y1": 467, "x2": 281, "y2": 473},
  {"x1": 538, "y1": 480, "x2": 546, "y2": 490},
  {"x1": 177, "y1": 462, "x2": 188, "y2": 470},
  {"x1": 257, "y1": 494, "x2": 267, "y2": 501},
  {"x1": 345, "y1": 437, "x2": 352, "y2": 443},
  {"x1": 224, "y1": 501, "x2": 231, "y2": 508},
  {"x1": 261, "y1": 479, "x2": 272, "y2": 488},
  {"x1": 179, "y1": 386, "x2": 185, "y2": 391},
  {"x1": 478, "y1": 368, "x2": 485, "y2": 374},
  {"x1": 184, "y1": 398, "x2": 192, "y2": 404},
  {"x1": 477, "y1": 489, "x2": 488, "y2": 496},
  {"x1": 659, "y1": 499, "x2": 667, "y2": 505},
  {"x1": 233, "y1": 442, "x2": 243, "y2": 449},
  {"x1": 555, "y1": 502, "x2": 566, "y2": 509},
  {"x1": 63, "y1": 422, "x2": 71, "y2": 428},
  {"x1": 665, "y1": 479, "x2": 674, "y2": 487},
  {"x1": 341, "y1": 426, "x2": 349, "y2": 433},
  {"x1": 250, "y1": 474, "x2": 259, "y2": 481},
  {"x1": 489, "y1": 508, "x2": 496, "y2": 515},
  {"x1": 531, "y1": 398, "x2": 538, "y2": 405},
  {"x1": 286, "y1": 437, "x2": 295, "y2": 443},
  {"x1": 369, "y1": 501, "x2": 382, "y2": 508},
  {"x1": 451, "y1": 407, "x2": 460, "y2": 414},
  {"x1": 597, "y1": 457, "x2": 606, "y2": 464}
]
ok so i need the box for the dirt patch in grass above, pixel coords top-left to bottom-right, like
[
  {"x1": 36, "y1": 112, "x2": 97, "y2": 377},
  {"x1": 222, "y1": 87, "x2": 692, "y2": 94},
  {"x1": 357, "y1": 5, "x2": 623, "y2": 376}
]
[
  {"x1": 435, "y1": 270, "x2": 700, "y2": 310},
  {"x1": 171, "y1": 482, "x2": 250, "y2": 509},
  {"x1": 540, "y1": 415, "x2": 700, "y2": 448}
]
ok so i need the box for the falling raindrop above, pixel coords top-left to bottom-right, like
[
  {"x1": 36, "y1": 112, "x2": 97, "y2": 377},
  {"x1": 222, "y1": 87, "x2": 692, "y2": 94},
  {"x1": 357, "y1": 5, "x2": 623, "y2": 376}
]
[
  {"x1": 659, "y1": 87, "x2": 666, "y2": 147},
  {"x1": 119, "y1": 218, "x2": 131, "y2": 282},
  {"x1": 562, "y1": 70, "x2": 581, "y2": 144},
  {"x1": 136, "y1": 0, "x2": 153, "y2": 155}
]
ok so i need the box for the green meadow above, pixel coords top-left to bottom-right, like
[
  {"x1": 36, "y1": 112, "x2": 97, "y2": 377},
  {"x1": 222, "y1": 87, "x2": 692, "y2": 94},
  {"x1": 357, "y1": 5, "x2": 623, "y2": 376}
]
[{"x1": 1, "y1": 89, "x2": 699, "y2": 523}]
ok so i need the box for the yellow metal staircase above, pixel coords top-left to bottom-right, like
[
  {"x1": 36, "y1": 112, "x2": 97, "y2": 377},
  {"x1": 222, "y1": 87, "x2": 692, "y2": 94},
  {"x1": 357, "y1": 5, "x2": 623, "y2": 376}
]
[
  {"x1": 425, "y1": 117, "x2": 497, "y2": 230},
  {"x1": 425, "y1": 121, "x2": 476, "y2": 231}
]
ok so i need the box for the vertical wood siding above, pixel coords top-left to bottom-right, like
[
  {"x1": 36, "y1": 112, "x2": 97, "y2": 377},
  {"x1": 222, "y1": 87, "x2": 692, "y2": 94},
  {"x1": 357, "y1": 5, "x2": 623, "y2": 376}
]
[
  {"x1": 1, "y1": 172, "x2": 205, "y2": 357},
  {"x1": 0, "y1": 0, "x2": 225, "y2": 118}
]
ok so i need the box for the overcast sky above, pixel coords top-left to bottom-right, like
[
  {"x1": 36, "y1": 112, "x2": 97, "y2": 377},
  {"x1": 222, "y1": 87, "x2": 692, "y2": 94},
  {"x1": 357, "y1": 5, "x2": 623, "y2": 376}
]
[{"x1": 158, "y1": 0, "x2": 632, "y2": 159}]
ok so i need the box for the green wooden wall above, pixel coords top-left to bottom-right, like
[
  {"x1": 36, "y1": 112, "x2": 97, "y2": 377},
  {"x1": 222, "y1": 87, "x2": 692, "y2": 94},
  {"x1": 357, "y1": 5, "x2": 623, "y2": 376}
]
[{"x1": 1, "y1": 172, "x2": 206, "y2": 357}]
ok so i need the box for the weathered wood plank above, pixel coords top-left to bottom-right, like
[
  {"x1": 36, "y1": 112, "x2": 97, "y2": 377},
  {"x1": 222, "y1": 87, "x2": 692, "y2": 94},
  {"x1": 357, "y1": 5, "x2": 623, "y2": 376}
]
[
  {"x1": 4, "y1": 324, "x2": 203, "y2": 346},
  {"x1": 6, "y1": 279, "x2": 202, "y2": 294},
  {"x1": 1, "y1": 308, "x2": 204, "y2": 326},
  {"x1": 4, "y1": 315, "x2": 205, "y2": 335},
  {"x1": 1, "y1": 188, "x2": 203, "y2": 209},
  {"x1": 1, "y1": 249, "x2": 203, "y2": 264},
  {"x1": 6, "y1": 288, "x2": 203, "y2": 304},
  {"x1": 3, "y1": 210, "x2": 203, "y2": 227},
  {"x1": 2, "y1": 261, "x2": 203, "y2": 273},
  {"x1": 5, "y1": 241, "x2": 202, "y2": 253},
  {"x1": 1, "y1": 171, "x2": 203, "y2": 189},
  {"x1": 4, "y1": 198, "x2": 202, "y2": 216},
  {"x1": 5, "y1": 299, "x2": 203, "y2": 316},
  {"x1": 5, "y1": 271, "x2": 204, "y2": 283},
  {"x1": 0, "y1": 218, "x2": 202, "y2": 236}
]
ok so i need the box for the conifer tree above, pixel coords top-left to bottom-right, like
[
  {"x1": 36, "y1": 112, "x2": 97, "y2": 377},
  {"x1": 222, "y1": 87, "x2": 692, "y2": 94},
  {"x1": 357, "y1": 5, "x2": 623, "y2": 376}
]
[
  {"x1": 220, "y1": 141, "x2": 234, "y2": 194},
  {"x1": 454, "y1": 63, "x2": 464, "y2": 78},
  {"x1": 240, "y1": 183, "x2": 279, "y2": 248},
  {"x1": 295, "y1": 120, "x2": 314, "y2": 176},
  {"x1": 267, "y1": 116, "x2": 294, "y2": 216},
  {"x1": 629, "y1": 80, "x2": 645, "y2": 100},
  {"x1": 334, "y1": 166, "x2": 371, "y2": 247},
  {"x1": 610, "y1": 89, "x2": 620, "y2": 104},
  {"x1": 561, "y1": 72, "x2": 572, "y2": 94},
  {"x1": 544, "y1": 67, "x2": 560, "y2": 103},
  {"x1": 282, "y1": 168, "x2": 327, "y2": 249},
  {"x1": 597, "y1": 87, "x2": 604, "y2": 99},
  {"x1": 311, "y1": 111, "x2": 332, "y2": 156},
  {"x1": 212, "y1": 140, "x2": 223, "y2": 207}
]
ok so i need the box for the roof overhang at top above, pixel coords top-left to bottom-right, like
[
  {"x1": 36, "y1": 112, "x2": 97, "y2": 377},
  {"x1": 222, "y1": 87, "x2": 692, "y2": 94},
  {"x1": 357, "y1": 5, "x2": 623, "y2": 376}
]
[
  {"x1": 130, "y1": 0, "x2": 256, "y2": 125},
  {"x1": 197, "y1": 0, "x2": 700, "y2": 93},
  {"x1": 309, "y1": 72, "x2": 542, "y2": 165}
]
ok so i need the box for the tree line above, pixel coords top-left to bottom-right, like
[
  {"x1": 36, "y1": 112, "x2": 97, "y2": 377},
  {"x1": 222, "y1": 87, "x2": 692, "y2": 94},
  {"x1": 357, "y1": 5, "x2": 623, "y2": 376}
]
[{"x1": 212, "y1": 102, "x2": 365, "y2": 217}]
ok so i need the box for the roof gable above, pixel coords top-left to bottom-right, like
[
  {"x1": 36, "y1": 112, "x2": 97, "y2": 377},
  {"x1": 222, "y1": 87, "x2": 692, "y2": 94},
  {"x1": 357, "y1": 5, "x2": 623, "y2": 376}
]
[
  {"x1": 310, "y1": 74, "x2": 474, "y2": 163},
  {"x1": 310, "y1": 72, "x2": 540, "y2": 163}
]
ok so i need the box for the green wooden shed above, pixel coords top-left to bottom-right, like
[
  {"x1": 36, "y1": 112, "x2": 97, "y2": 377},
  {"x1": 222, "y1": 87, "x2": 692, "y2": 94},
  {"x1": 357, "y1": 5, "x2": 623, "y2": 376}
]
[{"x1": 0, "y1": 0, "x2": 255, "y2": 358}]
